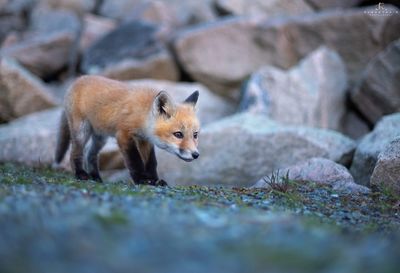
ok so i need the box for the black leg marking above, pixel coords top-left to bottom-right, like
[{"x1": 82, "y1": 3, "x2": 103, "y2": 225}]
[
  {"x1": 120, "y1": 140, "x2": 167, "y2": 186},
  {"x1": 144, "y1": 148, "x2": 168, "y2": 187},
  {"x1": 71, "y1": 141, "x2": 90, "y2": 180},
  {"x1": 121, "y1": 140, "x2": 148, "y2": 184},
  {"x1": 75, "y1": 169, "x2": 90, "y2": 180},
  {"x1": 145, "y1": 146, "x2": 159, "y2": 180},
  {"x1": 85, "y1": 134, "x2": 107, "y2": 182}
]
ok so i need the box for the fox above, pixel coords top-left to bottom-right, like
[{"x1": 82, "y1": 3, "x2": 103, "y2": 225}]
[{"x1": 54, "y1": 75, "x2": 200, "y2": 186}]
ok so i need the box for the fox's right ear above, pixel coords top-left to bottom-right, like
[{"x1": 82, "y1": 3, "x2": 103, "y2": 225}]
[
  {"x1": 153, "y1": 91, "x2": 175, "y2": 118},
  {"x1": 184, "y1": 90, "x2": 199, "y2": 106}
]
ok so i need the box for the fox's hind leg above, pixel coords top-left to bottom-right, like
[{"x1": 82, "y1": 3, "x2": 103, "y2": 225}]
[
  {"x1": 69, "y1": 117, "x2": 92, "y2": 180},
  {"x1": 84, "y1": 134, "x2": 107, "y2": 182}
]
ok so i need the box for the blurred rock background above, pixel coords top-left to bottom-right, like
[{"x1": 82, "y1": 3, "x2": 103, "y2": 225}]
[{"x1": 0, "y1": 0, "x2": 399, "y2": 194}]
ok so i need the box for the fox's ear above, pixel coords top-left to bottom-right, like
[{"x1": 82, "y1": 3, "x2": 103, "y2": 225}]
[
  {"x1": 153, "y1": 91, "x2": 175, "y2": 118},
  {"x1": 183, "y1": 90, "x2": 199, "y2": 106}
]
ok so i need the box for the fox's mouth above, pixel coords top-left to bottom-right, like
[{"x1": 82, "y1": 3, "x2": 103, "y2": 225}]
[{"x1": 177, "y1": 154, "x2": 194, "y2": 162}]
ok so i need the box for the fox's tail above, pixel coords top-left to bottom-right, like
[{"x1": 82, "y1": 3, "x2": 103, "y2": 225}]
[{"x1": 54, "y1": 111, "x2": 70, "y2": 164}]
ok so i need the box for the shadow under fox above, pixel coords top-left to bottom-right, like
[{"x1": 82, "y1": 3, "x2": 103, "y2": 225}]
[{"x1": 55, "y1": 75, "x2": 200, "y2": 186}]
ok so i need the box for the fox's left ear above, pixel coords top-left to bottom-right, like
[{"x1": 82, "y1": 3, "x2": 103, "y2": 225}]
[
  {"x1": 184, "y1": 90, "x2": 199, "y2": 106},
  {"x1": 153, "y1": 91, "x2": 176, "y2": 118}
]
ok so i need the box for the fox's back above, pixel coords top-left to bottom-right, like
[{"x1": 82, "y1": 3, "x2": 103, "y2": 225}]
[{"x1": 65, "y1": 75, "x2": 158, "y2": 134}]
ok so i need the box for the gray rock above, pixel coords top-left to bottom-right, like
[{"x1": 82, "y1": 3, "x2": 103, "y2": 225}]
[
  {"x1": 351, "y1": 39, "x2": 400, "y2": 124},
  {"x1": 1, "y1": 31, "x2": 75, "y2": 78},
  {"x1": 216, "y1": 0, "x2": 314, "y2": 18},
  {"x1": 101, "y1": 49, "x2": 179, "y2": 81},
  {"x1": 0, "y1": 58, "x2": 57, "y2": 122},
  {"x1": 305, "y1": 0, "x2": 363, "y2": 10},
  {"x1": 168, "y1": 0, "x2": 217, "y2": 25},
  {"x1": 37, "y1": 0, "x2": 97, "y2": 14},
  {"x1": 81, "y1": 21, "x2": 179, "y2": 81},
  {"x1": 350, "y1": 113, "x2": 400, "y2": 186},
  {"x1": 129, "y1": 1, "x2": 179, "y2": 29},
  {"x1": 99, "y1": 0, "x2": 216, "y2": 26},
  {"x1": 341, "y1": 109, "x2": 371, "y2": 140},
  {"x1": 79, "y1": 14, "x2": 117, "y2": 52},
  {"x1": 240, "y1": 46, "x2": 348, "y2": 131},
  {"x1": 156, "y1": 113, "x2": 356, "y2": 187},
  {"x1": 370, "y1": 137, "x2": 400, "y2": 194},
  {"x1": 0, "y1": 108, "x2": 64, "y2": 167},
  {"x1": 0, "y1": 0, "x2": 34, "y2": 15},
  {"x1": 29, "y1": 6, "x2": 81, "y2": 35},
  {"x1": 0, "y1": 108, "x2": 120, "y2": 169},
  {"x1": 253, "y1": 157, "x2": 369, "y2": 193},
  {"x1": 173, "y1": 7, "x2": 400, "y2": 96},
  {"x1": 0, "y1": 14, "x2": 25, "y2": 43},
  {"x1": 98, "y1": 0, "x2": 141, "y2": 20}
]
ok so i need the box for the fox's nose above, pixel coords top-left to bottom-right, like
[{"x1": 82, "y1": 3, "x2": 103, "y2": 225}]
[{"x1": 192, "y1": 152, "x2": 200, "y2": 159}]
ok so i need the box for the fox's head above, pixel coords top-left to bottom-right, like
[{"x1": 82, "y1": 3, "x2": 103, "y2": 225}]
[{"x1": 148, "y1": 91, "x2": 200, "y2": 162}]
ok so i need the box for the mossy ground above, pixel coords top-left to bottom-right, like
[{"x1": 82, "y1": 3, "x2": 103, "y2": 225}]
[{"x1": 0, "y1": 163, "x2": 399, "y2": 273}]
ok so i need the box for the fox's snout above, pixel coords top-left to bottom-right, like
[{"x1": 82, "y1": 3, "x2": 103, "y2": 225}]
[
  {"x1": 192, "y1": 151, "x2": 199, "y2": 159},
  {"x1": 176, "y1": 148, "x2": 200, "y2": 162}
]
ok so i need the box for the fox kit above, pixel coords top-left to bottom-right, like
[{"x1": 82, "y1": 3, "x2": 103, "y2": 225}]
[{"x1": 55, "y1": 75, "x2": 200, "y2": 186}]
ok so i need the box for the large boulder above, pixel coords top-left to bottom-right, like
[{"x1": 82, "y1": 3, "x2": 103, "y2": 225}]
[
  {"x1": 0, "y1": 58, "x2": 57, "y2": 122},
  {"x1": 253, "y1": 157, "x2": 369, "y2": 193},
  {"x1": 305, "y1": 0, "x2": 363, "y2": 10},
  {"x1": 173, "y1": 6, "x2": 400, "y2": 96},
  {"x1": 37, "y1": 0, "x2": 97, "y2": 14},
  {"x1": 79, "y1": 14, "x2": 117, "y2": 52},
  {"x1": 341, "y1": 109, "x2": 370, "y2": 140},
  {"x1": 156, "y1": 113, "x2": 356, "y2": 187},
  {"x1": 351, "y1": 39, "x2": 400, "y2": 124},
  {"x1": 240, "y1": 46, "x2": 347, "y2": 131},
  {"x1": 0, "y1": 16, "x2": 25, "y2": 43},
  {"x1": 29, "y1": 6, "x2": 81, "y2": 35},
  {"x1": 0, "y1": 108, "x2": 66, "y2": 167},
  {"x1": 101, "y1": 50, "x2": 179, "y2": 81},
  {"x1": 0, "y1": 0, "x2": 35, "y2": 15},
  {"x1": 129, "y1": 1, "x2": 179, "y2": 29},
  {"x1": 81, "y1": 21, "x2": 179, "y2": 81},
  {"x1": 0, "y1": 108, "x2": 121, "y2": 169},
  {"x1": 1, "y1": 31, "x2": 75, "y2": 79},
  {"x1": 215, "y1": 0, "x2": 314, "y2": 18},
  {"x1": 370, "y1": 137, "x2": 400, "y2": 194},
  {"x1": 350, "y1": 113, "x2": 400, "y2": 186},
  {"x1": 0, "y1": 0, "x2": 33, "y2": 41},
  {"x1": 99, "y1": 0, "x2": 216, "y2": 26}
]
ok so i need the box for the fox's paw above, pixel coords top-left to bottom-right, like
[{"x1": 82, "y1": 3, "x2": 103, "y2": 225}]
[
  {"x1": 89, "y1": 172, "x2": 103, "y2": 183},
  {"x1": 154, "y1": 179, "x2": 168, "y2": 187},
  {"x1": 136, "y1": 179, "x2": 168, "y2": 187},
  {"x1": 75, "y1": 170, "x2": 90, "y2": 181}
]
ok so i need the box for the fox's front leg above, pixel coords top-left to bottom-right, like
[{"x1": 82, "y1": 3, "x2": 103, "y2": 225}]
[
  {"x1": 143, "y1": 144, "x2": 168, "y2": 186},
  {"x1": 117, "y1": 131, "x2": 167, "y2": 186}
]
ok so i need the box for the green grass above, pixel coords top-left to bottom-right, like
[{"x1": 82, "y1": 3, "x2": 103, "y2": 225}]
[
  {"x1": 1, "y1": 163, "x2": 399, "y2": 234},
  {"x1": 94, "y1": 210, "x2": 130, "y2": 227}
]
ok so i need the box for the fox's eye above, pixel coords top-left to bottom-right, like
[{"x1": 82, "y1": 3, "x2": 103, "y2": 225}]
[
  {"x1": 193, "y1": 132, "x2": 198, "y2": 139},
  {"x1": 173, "y1": 132, "x2": 184, "y2": 139}
]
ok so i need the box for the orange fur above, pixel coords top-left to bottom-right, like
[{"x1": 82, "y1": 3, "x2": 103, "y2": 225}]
[{"x1": 56, "y1": 75, "x2": 200, "y2": 184}]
